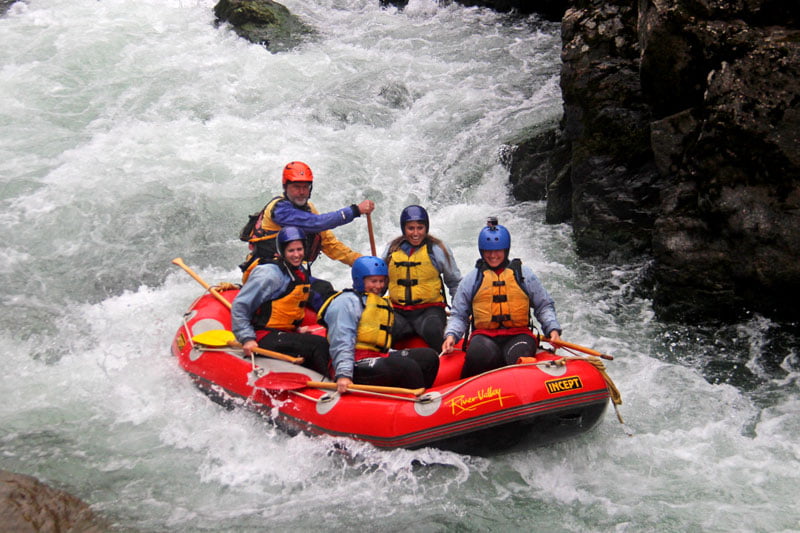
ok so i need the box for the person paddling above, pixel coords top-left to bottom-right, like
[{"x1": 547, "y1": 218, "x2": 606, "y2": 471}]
[
  {"x1": 231, "y1": 226, "x2": 331, "y2": 376},
  {"x1": 238, "y1": 161, "x2": 375, "y2": 309},
  {"x1": 441, "y1": 218, "x2": 562, "y2": 378},
  {"x1": 318, "y1": 256, "x2": 439, "y2": 394}
]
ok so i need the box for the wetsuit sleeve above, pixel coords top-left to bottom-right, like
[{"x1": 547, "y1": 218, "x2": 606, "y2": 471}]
[
  {"x1": 231, "y1": 264, "x2": 287, "y2": 344},
  {"x1": 272, "y1": 200, "x2": 358, "y2": 234},
  {"x1": 319, "y1": 229, "x2": 361, "y2": 266},
  {"x1": 443, "y1": 269, "x2": 477, "y2": 342},
  {"x1": 522, "y1": 265, "x2": 562, "y2": 336},
  {"x1": 325, "y1": 292, "x2": 361, "y2": 380}
]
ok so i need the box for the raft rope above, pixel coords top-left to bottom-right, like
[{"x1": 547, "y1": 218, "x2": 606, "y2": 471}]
[
  {"x1": 555, "y1": 354, "x2": 622, "y2": 406},
  {"x1": 288, "y1": 354, "x2": 626, "y2": 416},
  {"x1": 182, "y1": 315, "x2": 629, "y2": 431},
  {"x1": 289, "y1": 360, "x2": 583, "y2": 404},
  {"x1": 543, "y1": 345, "x2": 629, "y2": 431},
  {"x1": 290, "y1": 388, "x2": 419, "y2": 402}
]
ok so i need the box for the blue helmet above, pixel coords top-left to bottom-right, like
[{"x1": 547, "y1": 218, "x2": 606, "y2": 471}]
[
  {"x1": 352, "y1": 256, "x2": 388, "y2": 293},
  {"x1": 276, "y1": 226, "x2": 306, "y2": 257},
  {"x1": 478, "y1": 223, "x2": 511, "y2": 251},
  {"x1": 400, "y1": 205, "x2": 429, "y2": 232}
]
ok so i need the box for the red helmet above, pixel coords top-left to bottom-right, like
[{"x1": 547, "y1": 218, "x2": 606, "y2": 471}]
[{"x1": 282, "y1": 161, "x2": 314, "y2": 185}]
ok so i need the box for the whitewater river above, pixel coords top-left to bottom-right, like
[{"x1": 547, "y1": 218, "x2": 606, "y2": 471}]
[{"x1": 1, "y1": 0, "x2": 798, "y2": 531}]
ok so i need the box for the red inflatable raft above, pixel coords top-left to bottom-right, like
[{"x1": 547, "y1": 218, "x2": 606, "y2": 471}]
[{"x1": 171, "y1": 287, "x2": 619, "y2": 454}]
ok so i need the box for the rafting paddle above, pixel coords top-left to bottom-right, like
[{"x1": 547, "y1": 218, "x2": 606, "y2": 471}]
[
  {"x1": 538, "y1": 335, "x2": 614, "y2": 360},
  {"x1": 172, "y1": 257, "x2": 232, "y2": 310},
  {"x1": 366, "y1": 213, "x2": 377, "y2": 255},
  {"x1": 192, "y1": 329, "x2": 304, "y2": 364},
  {"x1": 255, "y1": 372, "x2": 425, "y2": 396}
]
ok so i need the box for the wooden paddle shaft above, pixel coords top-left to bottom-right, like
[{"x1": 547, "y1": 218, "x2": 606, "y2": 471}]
[
  {"x1": 228, "y1": 340, "x2": 304, "y2": 365},
  {"x1": 539, "y1": 335, "x2": 613, "y2": 360},
  {"x1": 172, "y1": 258, "x2": 232, "y2": 310},
  {"x1": 366, "y1": 213, "x2": 377, "y2": 256},
  {"x1": 192, "y1": 329, "x2": 305, "y2": 365},
  {"x1": 307, "y1": 380, "x2": 424, "y2": 396}
]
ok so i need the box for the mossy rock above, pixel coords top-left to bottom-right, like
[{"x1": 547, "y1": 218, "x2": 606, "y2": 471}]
[{"x1": 214, "y1": 0, "x2": 315, "y2": 52}]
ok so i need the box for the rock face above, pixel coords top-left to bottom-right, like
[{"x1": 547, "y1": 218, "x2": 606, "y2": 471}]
[
  {"x1": 0, "y1": 470, "x2": 107, "y2": 532},
  {"x1": 648, "y1": 16, "x2": 800, "y2": 321},
  {"x1": 559, "y1": 1, "x2": 665, "y2": 261},
  {"x1": 514, "y1": 0, "x2": 800, "y2": 322},
  {"x1": 214, "y1": 0, "x2": 314, "y2": 52}
]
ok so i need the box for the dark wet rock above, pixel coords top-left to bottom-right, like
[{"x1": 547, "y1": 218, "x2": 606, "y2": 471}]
[
  {"x1": 501, "y1": 126, "x2": 573, "y2": 224},
  {"x1": 507, "y1": 0, "x2": 800, "y2": 322},
  {"x1": 506, "y1": 128, "x2": 558, "y2": 202},
  {"x1": 652, "y1": 26, "x2": 800, "y2": 321},
  {"x1": 213, "y1": 0, "x2": 315, "y2": 52},
  {"x1": 556, "y1": 0, "x2": 665, "y2": 259},
  {"x1": 0, "y1": 470, "x2": 107, "y2": 532}
]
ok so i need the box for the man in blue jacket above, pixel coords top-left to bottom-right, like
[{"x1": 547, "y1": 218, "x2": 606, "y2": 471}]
[{"x1": 239, "y1": 161, "x2": 375, "y2": 308}]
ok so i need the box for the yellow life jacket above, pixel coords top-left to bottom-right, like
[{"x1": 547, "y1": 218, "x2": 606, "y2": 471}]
[
  {"x1": 251, "y1": 196, "x2": 286, "y2": 241},
  {"x1": 318, "y1": 290, "x2": 394, "y2": 352},
  {"x1": 471, "y1": 260, "x2": 530, "y2": 330},
  {"x1": 355, "y1": 292, "x2": 394, "y2": 352},
  {"x1": 251, "y1": 264, "x2": 310, "y2": 331},
  {"x1": 387, "y1": 243, "x2": 445, "y2": 306}
]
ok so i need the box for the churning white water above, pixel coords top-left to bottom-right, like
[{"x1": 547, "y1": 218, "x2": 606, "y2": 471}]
[{"x1": 1, "y1": 0, "x2": 798, "y2": 531}]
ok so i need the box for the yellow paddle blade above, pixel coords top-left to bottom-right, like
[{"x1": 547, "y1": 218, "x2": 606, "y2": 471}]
[{"x1": 192, "y1": 329, "x2": 236, "y2": 347}]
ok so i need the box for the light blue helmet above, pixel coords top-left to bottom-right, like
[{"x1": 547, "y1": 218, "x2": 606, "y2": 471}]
[
  {"x1": 478, "y1": 222, "x2": 510, "y2": 251},
  {"x1": 276, "y1": 226, "x2": 306, "y2": 257},
  {"x1": 352, "y1": 256, "x2": 388, "y2": 293}
]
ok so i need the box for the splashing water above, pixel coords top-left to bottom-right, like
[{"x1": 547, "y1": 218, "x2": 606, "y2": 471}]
[{"x1": 1, "y1": 0, "x2": 798, "y2": 531}]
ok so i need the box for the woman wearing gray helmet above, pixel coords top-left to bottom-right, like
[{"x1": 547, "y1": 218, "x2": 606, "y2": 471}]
[{"x1": 442, "y1": 219, "x2": 562, "y2": 378}]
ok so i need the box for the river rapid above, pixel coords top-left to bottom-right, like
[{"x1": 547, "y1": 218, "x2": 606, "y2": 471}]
[{"x1": 1, "y1": 1, "x2": 798, "y2": 531}]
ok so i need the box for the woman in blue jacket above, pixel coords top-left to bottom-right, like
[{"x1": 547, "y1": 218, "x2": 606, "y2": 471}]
[
  {"x1": 232, "y1": 226, "x2": 330, "y2": 376},
  {"x1": 319, "y1": 256, "x2": 440, "y2": 394}
]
